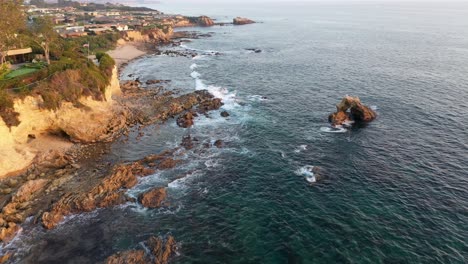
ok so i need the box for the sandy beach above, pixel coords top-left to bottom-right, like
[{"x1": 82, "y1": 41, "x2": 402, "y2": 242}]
[{"x1": 107, "y1": 42, "x2": 147, "y2": 67}]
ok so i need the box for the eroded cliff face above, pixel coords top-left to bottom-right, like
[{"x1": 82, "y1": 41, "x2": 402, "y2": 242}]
[
  {"x1": 0, "y1": 67, "x2": 124, "y2": 179},
  {"x1": 122, "y1": 28, "x2": 174, "y2": 44}
]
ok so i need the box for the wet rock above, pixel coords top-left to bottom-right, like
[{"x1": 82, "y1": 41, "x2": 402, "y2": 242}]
[
  {"x1": 197, "y1": 98, "x2": 223, "y2": 114},
  {"x1": 138, "y1": 187, "x2": 166, "y2": 208},
  {"x1": 176, "y1": 112, "x2": 194, "y2": 128},
  {"x1": 181, "y1": 135, "x2": 194, "y2": 150},
  {"x1": 41, "y1": 163, "x2": 141, "y2": 229},
  {"x1": 0, "y1": 222, "x2": 20, "y2": 243},
  {"x1": 105, "y1": 235, "x2": 176, "y2": 264},
  {"x1": 158, "y1": 158, "x2": 178, "y2": 170},
  {"x1": 233, "y1": 17, "x2": 255, "y2": 25},
  {"x1": 145, "y1": 79, "x2": 171, "y2": 85},
  {"x1": 0, "y1": 252, "x2": 12, "y2": 264},
  {"x1": 147, "y1": 235, "x2": 177, "y2": 264},
  {"x1": 328, "y1": 96, "x2": 376, "y2": 126},
  {"x1": 106, "y1": 250, "x2": 146, "y2": 264},
  {"x1": 220, "y1": 111, "x2": 230, "y2": 117},
  {"x1": 214, "y1": 139, "x2": 224, "y2": 148},
  {"x1": 246, "y1": 48, "x2": 262, "y2": 53}
]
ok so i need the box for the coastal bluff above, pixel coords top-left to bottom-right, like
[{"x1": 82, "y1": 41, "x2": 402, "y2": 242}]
[{"x1": 0, "y1": 67, "x2": 124, "y2": 179}]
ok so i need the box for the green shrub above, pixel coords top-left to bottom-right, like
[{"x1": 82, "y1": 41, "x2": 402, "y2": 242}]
[{"x1": 98, "y1": 53, "x2": 115, "y2": 78}]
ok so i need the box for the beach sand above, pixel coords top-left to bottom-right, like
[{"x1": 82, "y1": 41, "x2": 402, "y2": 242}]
[{"x1": 107, "y1": 43, "x2": 147, "y2": 67}]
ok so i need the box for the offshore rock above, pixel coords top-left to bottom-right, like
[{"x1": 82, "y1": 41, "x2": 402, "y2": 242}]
[
  {"x1": 180, "y1": 135, "x2": 195, "y2": 150},
  {"x1": 197, "y1": 16, "x2": 215, "y2": 26},
  {"x1": 328, "y1": 96, "x2": 376, "y2": 126},
  {"x1": 138, "y1": 187, "x2": 166, "y2": 208},
  {"x1": 106, "y1": 250, "x2": 146, "y2": 264},
  {"x1": 214, "y1": 139, "x2": 224, "y2": 148},
  {"x1": 176, "y1": 111, "x2": 195, "y2": 128},
  {"x1": 147, "y1": 235, "x2": 177, "y2": 264},
  {"x1": 157, "y1": 158, "x2": 179, "y2": 170},
  {"x1": 105, "y1": 235, "x2": 177, "y2": 264},
  {"x1": 233, "y1": 17, "x2": 255, "y2": 25},
  {"x1": 220, "y1": 111, "x2": 230, "y2": 117},
  {"x1": 197, "y1": 98, "x2": 223, "y2": 114}
]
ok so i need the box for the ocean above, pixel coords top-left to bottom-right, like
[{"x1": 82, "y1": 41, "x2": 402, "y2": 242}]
[{"x1": 6, "y1": 1, "x2": 468, "y2": 263}]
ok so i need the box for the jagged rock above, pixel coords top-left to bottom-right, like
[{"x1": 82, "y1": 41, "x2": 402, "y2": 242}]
[
  {"x1": 181, "y1": 135, "x2": 194, "y2": 150},
  {"x1": 0, "y1": 222, "x2": 20, "y2": 243},
  {"x1": 158, "y1": 158, "x2": 178, "y2": 170},
  {"x1": 328, "y1": 96, "x2": 376, "y2": 126},
  {"x1": 0, "y1": 252, "x2": 12, "y2": 264},
  {"x1": 138, "y1": 188, "x2": 166, "y2": 208},
  {"x1": 12, "y1": 179, "x2": 48, "y2": 203},
  {"x1": 145, "y1": 79, "x2": 171, "y2": 85},
  {"x1": 197, "y1": 98, "x2": 223, "y2": 114},
  {"x1": 233, "y1": 17, "x2": 255, "y2": 25},
  {"x1": 197, "y1": 16, "x2": 215, "y2": 26},
  {"x1": 121, "y1": 80, "x2": 141, "y2": 91},
  {"x1": 214, "y1": 140, "x2": 224, "y2": 148},
  {"x1": 147, "y1": 235, "x2": 177, "y2": 264},
  {"x1": 105, "y1": 236, "x2": 176, "y2": 264},
  {"x1": 106, "y1": 250, "x2": 146, "y2": 264},
  {"x1": 246, "y1": 48, "x2": 262, "y2": 53},
  {"x1": 176, "y1": 112, "x2": 194, "y2": 128},
  {"x1": 41, "y1": 163, "x2": 141, "y2": 229},
  {"x1": 37, "y1": 150, "x2": 70, "y2": 169},
  {"x1": 220, "y1": 111, "x2": 230, "y2": 117}
]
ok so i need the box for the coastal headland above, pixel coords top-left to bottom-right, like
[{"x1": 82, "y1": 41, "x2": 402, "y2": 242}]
[{"x1": 0, "y1": 1, "x2": 255, "y2": 262}]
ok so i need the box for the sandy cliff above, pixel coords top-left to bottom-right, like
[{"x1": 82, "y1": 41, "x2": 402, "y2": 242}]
[{"x1": 0, "y1": 67, "x2": 124, "y2": 179}]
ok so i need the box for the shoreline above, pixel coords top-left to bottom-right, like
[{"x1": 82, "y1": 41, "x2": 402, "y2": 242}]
[
  {"x1": 0, "y1": 29, "x2": 225, "y2": 263},
  {"x1": 107, "y1": 41, "x2": 148, "y2": 70}
]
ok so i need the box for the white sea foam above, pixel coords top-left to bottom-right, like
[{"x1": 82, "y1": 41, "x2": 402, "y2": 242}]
[
  {"x1": 295, "y1": 165, "x2": 316, "y2": 183},
  {"x1": 370, "y1": 105, "x2": 378, "y2": 111},
  {"x1": 342, "y1": 120, "x2": 355, "y2": 127},
  {"x1": 180, "y1": 44, "x2": 219, "y2": 54},
  {"x1": 204, "y1": 159, "x2": 219, "y2": 168},
  {"x1": 192, "y1": 54, "x2": 206, "y2": 60},
  {"x1": 191, "y1": 71, "x2": 201, "y2": 78},
  {"x1": 248, "y1": 95, "x2": 269, "y2": 102},
  {"x1": 320, "y1": 126, "x2": 347, "y2": 133},
  {"x1": 294, "y1": 144, "x2": 307, "y2": 153},
  {"x1": 190, "y1": 63, "x2": 198, "y2": 70}
]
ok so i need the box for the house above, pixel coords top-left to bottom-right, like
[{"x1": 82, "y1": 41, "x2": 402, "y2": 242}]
[{"x1": 5, "y1": 47, "x2": 33, "y2": 64}]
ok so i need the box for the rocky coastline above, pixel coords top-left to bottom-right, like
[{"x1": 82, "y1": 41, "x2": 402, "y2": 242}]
[{"x1": 0, "y1": 15, "x2": 254, "y2": 262}]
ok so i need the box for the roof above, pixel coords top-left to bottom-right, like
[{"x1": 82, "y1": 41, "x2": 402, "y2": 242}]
[{"x1": 5, "y1": 48, "x2": 33, "y2": 56}]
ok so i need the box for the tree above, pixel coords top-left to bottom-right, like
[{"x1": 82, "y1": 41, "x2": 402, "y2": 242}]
[
  {"x1": 0, "y1": 0, "x2": 26, "y2": 65},
  {"x1": 29, "y1": 16, "x2": 60, "y2": 65}
]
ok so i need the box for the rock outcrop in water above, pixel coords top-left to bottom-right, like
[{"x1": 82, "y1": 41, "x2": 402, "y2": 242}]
[
  {"x1": 196, "y1": 16, "x2": 215, "y2": 26},
  {"x1": 138, "y1": 188, "x2": 167, "y2": 208},
  {"x1": 328, "y1": 96, "x2": 376, "y2": 126},
  {"x1": 233, "y1": 17, "x2": 255, "y2": 25},
  {"x1": 40, "y1": 149, "x2": 179, "y2": 229},
  {"x1": 176, "y1": 111, "x2": 195, "y2": 128},
  {"x1": 106, "y1": 235, "x2": 176, "y2": 264}
]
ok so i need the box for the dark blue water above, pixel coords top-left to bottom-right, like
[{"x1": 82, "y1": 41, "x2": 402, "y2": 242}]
[{"x1": 5, "y1": 1, "x2": 468, "y2": 263}]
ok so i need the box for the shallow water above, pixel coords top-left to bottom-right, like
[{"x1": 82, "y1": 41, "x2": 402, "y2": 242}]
[{"x1": 4, "y1": 1, "x2": 468, "y2": 263}]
